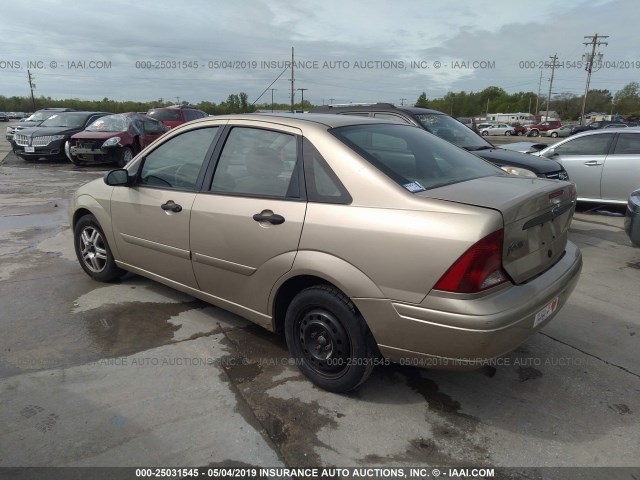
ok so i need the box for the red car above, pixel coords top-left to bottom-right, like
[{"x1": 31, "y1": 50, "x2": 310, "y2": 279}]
[
  {"x1": 511, "y1": 123, "x2": 527, "y2": 136},
  {"x1": 146, "y1": 105, "x2": 208, "y2": 129},
  {"x1": 67, "y1": 113, "x2": 168, "y2": 166}
]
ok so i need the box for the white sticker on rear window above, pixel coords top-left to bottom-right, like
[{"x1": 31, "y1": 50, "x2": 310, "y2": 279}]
[{"x1": 403, "y1": 181, "x2": 426, "y2": 193}]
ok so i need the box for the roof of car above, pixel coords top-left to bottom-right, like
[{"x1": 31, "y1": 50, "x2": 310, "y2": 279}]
[
  {"x1": 311, "y1": 103, "x2": 445, "y2": 116},
  {"x1": 188, "y1": 112, "x2": 403, "y2": 129}
]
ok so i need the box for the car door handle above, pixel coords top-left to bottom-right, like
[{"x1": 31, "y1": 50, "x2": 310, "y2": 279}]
[
  {"x1": 253, "y1": 213, "x2": 285, "y2": 225},
  {"x1": 161, "y1": 202, "x2": 182, "y2": 212},
  {"x1": 583, "y1": 161, "x2": 603, "y2": 166}
]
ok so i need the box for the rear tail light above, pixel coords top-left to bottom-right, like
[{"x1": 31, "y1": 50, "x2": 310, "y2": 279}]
[{"x1": 434, "y1": 229, "x2": 509, "y2": 293}]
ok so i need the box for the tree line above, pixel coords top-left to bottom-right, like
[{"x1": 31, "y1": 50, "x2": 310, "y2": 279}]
[
  {"x1": 416, "y1": 82, "x2": 640, "y2": 120},
  {"x1": 1, "y1": 82, "x2": 639, "y2": 119}
]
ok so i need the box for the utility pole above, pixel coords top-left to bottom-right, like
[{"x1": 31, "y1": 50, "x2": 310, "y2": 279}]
[
  {"x1": 329, "y1": 98, "x2": 335, "y2": 105},
  {"x1": 290, "y1": 47, "x2": 295, "y2": 113},
  {"x1": 297, "y1": 88, "x2": 308, "y2": 112},
  {"x1": 270, "y1": 89, "x2": 277, "y2": 112},
  {"x1": 175, "y1": 96, "x2": 180, "y2": 105},
  {"x1": 27, "y1": 70, "x2": 36, "y2": 110},
  {"x1": 580, "y1": 33, "x2": 608, "y2": 125},
  {"x1": 545, "y1": 54, "x2": 560, "y2": 122},
  {"x1": 486, "y1": 98, "x2": 490, "y2": 117},
  {"x1": 535, "y1": 69, "x2": 542, "y2": 116},
  {"x1": 400, "y1": 98, "x2": 407, "y2": 106}
]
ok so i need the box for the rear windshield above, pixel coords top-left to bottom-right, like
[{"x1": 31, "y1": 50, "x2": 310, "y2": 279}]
[
  {"x1": 413, "y1": 113, "x2": 490, "y2": 150},
  {"x1": 331, "y1": 124, "x2": 503, "y2": 191},
  {"x1": 148, "y1": 109, "x2": 182, "y2": 121}
]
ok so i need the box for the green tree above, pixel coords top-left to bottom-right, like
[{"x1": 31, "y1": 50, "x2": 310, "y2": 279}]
[
  {"x1": 415, "y1": 92, "x2": 428, "y2": 108},
  {"x1": 614, "y1": 82, "x2": 640, "y2": 115}
]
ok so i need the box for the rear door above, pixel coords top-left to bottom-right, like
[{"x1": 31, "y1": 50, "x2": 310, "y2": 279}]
[
  {"x1": 190, "y1": 122, "x2": 306, "y2": 317},
  {"x1": 601, "y1": 133, "x2": 640, "y2": 202},
  {"x1": 552, "y1": 133, "x2": 614, "y2": 200}
]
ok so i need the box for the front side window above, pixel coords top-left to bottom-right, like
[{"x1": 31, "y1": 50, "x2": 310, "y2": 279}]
[
  {"x1": 210, "y1": 127, "x2": 299, "y2": 198},
  {"x1": 332, "y1": 124, "x2": 502, "y2": 191},
  {"x1": 555, "y1": 134, "x2": 612, "y2": 155},
  {"x1": 139, "y1": 127, "x2": 219, "y2": 190}
]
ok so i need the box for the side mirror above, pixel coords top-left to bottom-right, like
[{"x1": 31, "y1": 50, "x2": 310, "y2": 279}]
[
  {"x1": 104, "y1": 169, "x2": 131, "y2": 186},
  {"x1": 541, "y1": 148, "x2": 556, "y2": 158}
]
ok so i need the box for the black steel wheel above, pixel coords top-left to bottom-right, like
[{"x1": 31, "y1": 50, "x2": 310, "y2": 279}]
[{"x1": 285, "y1": 285, "x2": 377, "y2": 392}]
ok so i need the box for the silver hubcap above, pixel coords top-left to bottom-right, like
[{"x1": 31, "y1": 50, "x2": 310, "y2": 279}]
[{"x1": 79, "y1": 227, "x2": 107, "y2": 272}]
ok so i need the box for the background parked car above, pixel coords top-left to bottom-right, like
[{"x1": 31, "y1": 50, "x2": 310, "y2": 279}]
[
  {"x1": 544, "y1": 125, "x2": 575, "y2": 138},
  {"x1": 536, "y1": 128, "x2": 640, "y2": 204},
  {"x1": 511, "y1": 123, "x2": 527, "y2": 136},
  {"x1": 67, "y1": 113, "x2": 168, "y2": 167},
  {"x1": 70, "y1": 113, "x2": 581, "y2": 392},
  {"x1": 526, "y1": 120, "x2": 562, "y2": 137},
  {"x1": 0, "y1": 113, "x2": 9, "y2": 122},
  {"x1": 147, "y1": 105, "x2": 207, "y2": 129},
  {"x1": 570, "y1": 120, "x2": 626, "y2": 135},
  {"x1": 12, "y1": 111, "x2": 109, "y2": 161},
  {"x1": 625, "y1": 189, "x2": 640, "y2": 247},
  {"x1": 310, "y1": 104, "x2": 568, "y2": 180},
  {"x1": 480, "y1": 123, "x2": 516, "y2": 136},
  {"x1": 5, "y1": 107, "x2": 76, "y2": 141}
]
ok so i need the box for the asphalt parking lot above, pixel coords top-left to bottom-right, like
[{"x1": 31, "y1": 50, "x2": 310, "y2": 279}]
[{"x1": 0, "y1": 133, "x2": 638, "y2": 475}]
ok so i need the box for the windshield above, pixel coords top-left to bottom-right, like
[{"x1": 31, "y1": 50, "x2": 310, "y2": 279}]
[
  {"x1": 414, "y1": 113, "x2": 491, "y2": 151},
  {"x1": 25, "y1": 111, "x2": 53, "y2": 122},
  {"x1": 87, "y1": 114, "x2": 130, "y2": 132},
  {"x1": 332, "y1": 124, "x2": 503, "y2": 191},
  {"x1": 40, "y1": 113, "x2": 88, "y2": 128},
  {"x1": 148, "y1": 109, "x2": 182, "y2": 121}
]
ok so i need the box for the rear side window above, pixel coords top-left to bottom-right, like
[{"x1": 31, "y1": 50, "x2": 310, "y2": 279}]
[
  {"x1": 331, "y1": 124, "x2": 502, "y2": 191},
  {"x1": 302, "y1": 138, "x2": 351, "y2": 204},
  {"x1": 210, "y1": 127, "x2": 300, "y2": 198},
  {"x1": 613, "y1": 134, "x2": 640, "y2": 154}
]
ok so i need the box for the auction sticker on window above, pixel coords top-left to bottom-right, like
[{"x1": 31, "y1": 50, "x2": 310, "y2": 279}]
[
  {"x1": 533, "y1": 296, "x2": 559, "y2": 328},
  {"x1": 403, "y1": 181, "x2": 426, "y2": 193}
]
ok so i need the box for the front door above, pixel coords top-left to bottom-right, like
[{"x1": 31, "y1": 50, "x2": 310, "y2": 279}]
[{"x1": 110, "y1": 126, "x2": 220, "y2": 288}]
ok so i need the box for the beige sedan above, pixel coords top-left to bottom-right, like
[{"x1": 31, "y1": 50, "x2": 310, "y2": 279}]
[{"x1": 71, "y1": 114, "x2": 582, "y2": 392}]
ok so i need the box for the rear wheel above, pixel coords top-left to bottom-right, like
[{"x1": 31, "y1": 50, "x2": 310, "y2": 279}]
[
  {"x1": 284, "y1": 285, "x2": 377, "y2": 392},
  {"x1": 505, "y1": 131, "x2": 512, "y2": 136},
  {"x1": 74, "y1": 214, "x2": 126, "y2": 282},
  {"x1": 481, "y1": 131, "x2": 489, "y2": 136}
]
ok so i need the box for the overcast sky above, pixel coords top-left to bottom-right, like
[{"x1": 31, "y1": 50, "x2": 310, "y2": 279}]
[{"x1": 1, "y1": 0, "x2": 637, "y2": 106}]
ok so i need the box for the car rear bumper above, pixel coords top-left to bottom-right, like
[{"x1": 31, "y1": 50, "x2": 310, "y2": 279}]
[{"x1": 354, "y1": 240, "x2": 582, "y2": 369}]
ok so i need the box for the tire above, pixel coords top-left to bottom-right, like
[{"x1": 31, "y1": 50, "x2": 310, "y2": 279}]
[
  {"x1": 551, "y1": 132, "x2": 558, "y2": 138},
  {"x1": 529, "y1": 129, "x2": 539, "y2": 137},
  {"x1": 74, "y1": 214, "x2": 126, "y2": 282},
  {"x1": 117, "y1": 147, "x2": 133, "y2": 167},
  {"x1": 284, "y1": 285, "x2": 377, "y2": 393},
  {"x1": 505, "y1": 131, "x2": 512, "y2": 136},
  {"x1": 517, "y1": 131, "x2": 523, "y2": 136},
  {"x1": 481, "y1": 131, "x2": 489, "y2": 136}
]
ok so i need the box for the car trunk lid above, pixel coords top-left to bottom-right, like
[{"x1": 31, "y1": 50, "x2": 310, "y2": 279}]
[{"x1": 418, "y1": 176, "x2": 576, "y2": 284}]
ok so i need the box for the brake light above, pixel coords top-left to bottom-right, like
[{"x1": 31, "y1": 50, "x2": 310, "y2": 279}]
[{"x1": 434, "y1": 229, "x2": 508, "y2": 293}]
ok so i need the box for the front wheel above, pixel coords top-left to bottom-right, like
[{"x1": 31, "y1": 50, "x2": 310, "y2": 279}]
[
  {"x1": 74, "y1": 214, "x2": 126, "y2": 282},
  {"x1": 117, "y1": 147, "x2": 133, "y2": 167},
  {"x1": 284, "y1": 285, "x2": 377, "y2": 393},
  {"x1": 551, "y1": 132, "x2": 558, "y2": 138},
  {"x1": 516, "y1": 131, "x2": 523, "y2": 136},
  {"x1": 529, "y1": 129, "x2": 540, "y2": 137}
]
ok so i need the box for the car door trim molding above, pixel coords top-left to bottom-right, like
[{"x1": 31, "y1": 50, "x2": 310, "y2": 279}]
[
  {"x1": 120, "y1": 233, "x2": 191, "y2": 260},
  {"x1": 192, "y1": 252, "x2": 256, "y2": 276}
]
